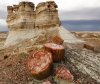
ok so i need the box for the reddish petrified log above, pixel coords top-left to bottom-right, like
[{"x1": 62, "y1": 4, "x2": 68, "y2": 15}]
[
  {"x1": 51, "y1": 35, "x2": 64, "y2": 44},
  {"x1": 44, "y1": 43, "x2": 65, "y2": 62},
  {"x1": 84, "y1": 43, "x2": 94, "y2": 51},
  {"x1": 54, "y1": 65, "x2": 73, "y2": 82},
  {"x1": 42, "y1": 81, "x2": 52, "y2": 84},
  {"x1": 27, "y1": 50, "x2": 53, "y2": 79}
]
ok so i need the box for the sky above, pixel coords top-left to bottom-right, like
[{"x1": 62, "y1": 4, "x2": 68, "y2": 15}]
[{"x1": 0, "y1": 0, "x2": 100, "y2": 31}]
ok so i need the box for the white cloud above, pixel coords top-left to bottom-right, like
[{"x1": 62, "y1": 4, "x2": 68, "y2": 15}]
[
  {"x1": 0, "y1": 19, "x2": 7, "y2": 26},
  {"x1": 59, "y1": 7, "x2": 100, "y2": 20},
  {"x1": 0, "y1": 19, "x2": 8, "y2": 31},
  {"x1": 57, "y1": 0, "x2": 100, "y2": 11}
]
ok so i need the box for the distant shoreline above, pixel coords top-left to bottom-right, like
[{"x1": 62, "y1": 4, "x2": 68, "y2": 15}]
[
  {"x1": 61, "y1": 20, "x2": 100, "y2": 21},
  {"x1": 65, "y1": 30, "x2": 100, "y2": 32},
  {"x1": 1, "y1": 30, "x2": 100, "y2": 33},
  {"x1": 0, "y1": 31, "x2": 8, "y2": 32},
  {"x1": 0, "y1": 20, "x2": 100, "y2": 31},
  {"x1": 61, "y1": 20, "x2": 100, "y2": 31}
]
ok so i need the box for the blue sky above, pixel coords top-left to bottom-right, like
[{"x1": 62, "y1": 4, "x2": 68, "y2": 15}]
[{"x1": 0, "y1": 0, "x2": 100, "y2": 31}]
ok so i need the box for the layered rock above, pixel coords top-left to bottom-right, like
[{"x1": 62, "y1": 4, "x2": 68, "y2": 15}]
[
  {"x1": 7, "y1": 1, "x2": 35, "y2": 30},
  {"x1": 4, "y1": 1, "x2": 60, "y2": 47},
  {"x1": 6, "y1": 1, "x2": 60, "y2": 31},
  {"x1": 35, "y1": 1, "x2": 60, "y2": 27}
]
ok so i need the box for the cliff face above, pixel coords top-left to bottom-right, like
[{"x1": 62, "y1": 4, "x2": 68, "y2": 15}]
[
  {"x1": 4, "y1": 1, "x2": 60, "y2": 47},
  {"x1": 35, "y1": 1, "x2": 60, "y2": 27},
  {"x1": 6, "y1": 1, "x2": 60, "y2": 31}
]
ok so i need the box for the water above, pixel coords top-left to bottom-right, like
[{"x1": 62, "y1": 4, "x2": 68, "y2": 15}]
[{"x1": 61, "y1": 20, "x2": 100, "y2": 31}]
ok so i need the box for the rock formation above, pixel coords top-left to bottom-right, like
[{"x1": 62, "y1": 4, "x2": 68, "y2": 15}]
[
  {"x1": 1, "y1": 1, "x2": 100, "y2": 84},
  {"x1": 4, "y1": 1, "x2": 60, "y2": 47}
]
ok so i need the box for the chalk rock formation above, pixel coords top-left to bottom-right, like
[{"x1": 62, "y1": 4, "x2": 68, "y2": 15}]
[
  {"x1": 4, "y1": 1, "x2": 60, "y2": 47},
  {"x1": 35, "y1": 1, "x2": 60, "y2": 27}
]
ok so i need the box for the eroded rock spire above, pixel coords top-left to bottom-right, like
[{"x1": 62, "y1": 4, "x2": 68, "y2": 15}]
[{"x1": 4, "y1": 1, "x2": 60, "y2": 47}]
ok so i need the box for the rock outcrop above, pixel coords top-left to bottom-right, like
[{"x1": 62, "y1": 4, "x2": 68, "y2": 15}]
[
  {"x1": 4, "y1": 1, "x2": 60, "y2": 47},
  {"x1": 6, "y1": 1, "x2": 60, "y2": 30}
]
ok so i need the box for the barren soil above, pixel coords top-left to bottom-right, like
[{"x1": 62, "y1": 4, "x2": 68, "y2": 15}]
[{"x1": 0, "y1": 48, "x2": 100, "y2": 84}]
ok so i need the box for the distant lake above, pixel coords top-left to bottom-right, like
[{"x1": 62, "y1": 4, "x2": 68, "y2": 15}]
[{"x1": 61, "y1": 20, "x2": 100, "y2": 31}]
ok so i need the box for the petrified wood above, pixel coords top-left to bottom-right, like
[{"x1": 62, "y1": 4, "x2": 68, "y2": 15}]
[
  {"x1": 44, "y1": 43, "x2": 65, "y2": 62},
  {"x1": 27, "y1": 50, "x2": 53, "y2": 79},
  {"x1": 51, "y1": 35, "x2": 64, "y2": 44},
  {"x1": 54, "y1": 65, "x2": 73, "y2": 83}
]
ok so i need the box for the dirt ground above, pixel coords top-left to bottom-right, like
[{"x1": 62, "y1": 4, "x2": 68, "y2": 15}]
[
  {"x1": 0, "y1": 48, "x2": 100, "y2": 84},
  {"x1": 0, "y1": 32, "x2": 100, "y2": 84}
]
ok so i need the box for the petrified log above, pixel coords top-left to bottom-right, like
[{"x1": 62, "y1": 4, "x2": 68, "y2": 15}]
[
  {"x1": 27, "y1": 50, "x2": 53, "y2": 79},
  {"x1": 42, "y1": 81, "x2": 52, "y2": 84},
  {"x1": 84, "y1": 43, "x2": 94, "y2": 51},
  {"x1": 54, "y1": 65, "x2": 73, "y2": 83},
  {"x1": 51, "y1": 35, "x2": 64, "y2": 44},
  {"x1": 44, "y1": 43, "x2": 65, "y2": 62}
]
